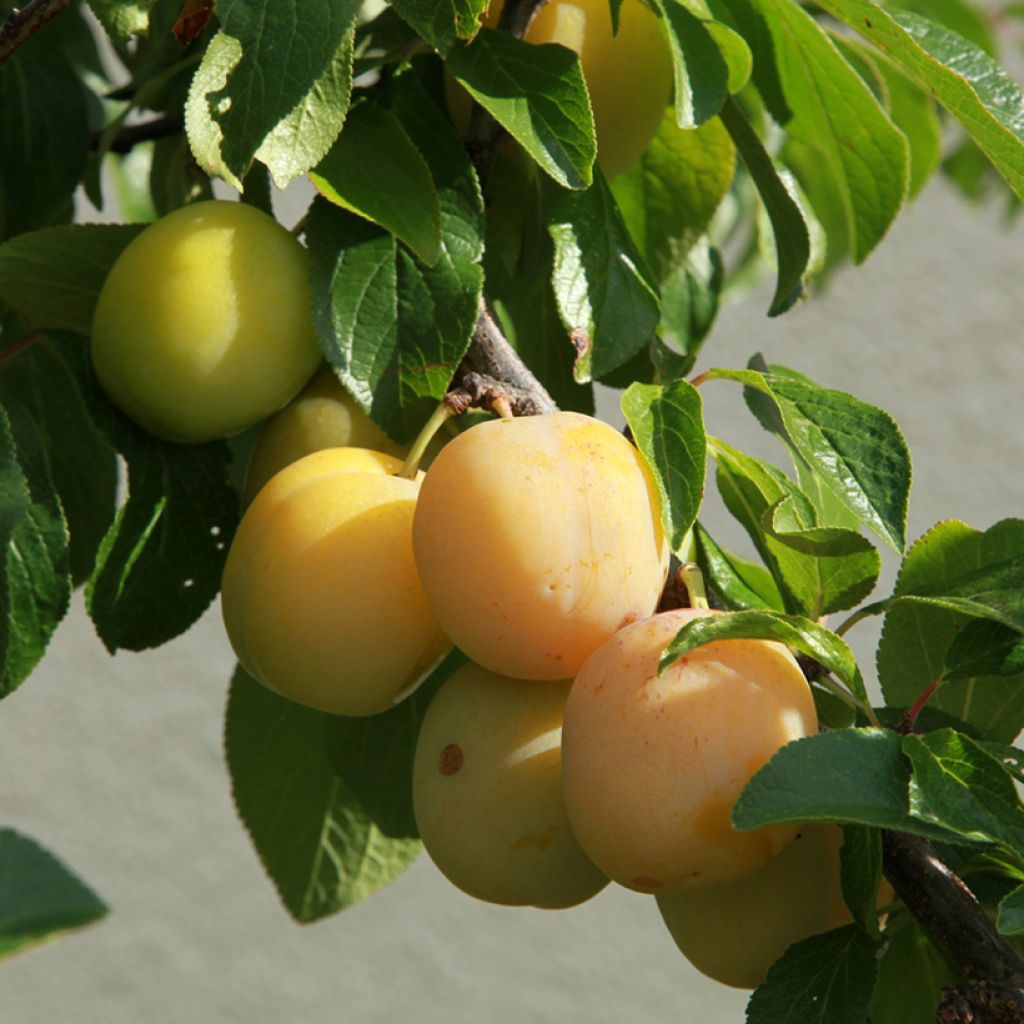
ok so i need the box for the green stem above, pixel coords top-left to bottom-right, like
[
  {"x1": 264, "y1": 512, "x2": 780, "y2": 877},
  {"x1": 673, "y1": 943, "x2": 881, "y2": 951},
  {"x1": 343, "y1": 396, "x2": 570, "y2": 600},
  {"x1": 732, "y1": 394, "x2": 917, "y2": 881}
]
[
  {"x1": 816, "y1": 673, "x2": 881, "y2": 728},
  {"x1": 399, "y1": 402, "x2": 456, "y2": 479},
  {"x1": 834, "y1": 602, "x2": 886, "y2": 638},
  {"x1": 677, "y1": 562, "x2": 710, "y2": 610}
]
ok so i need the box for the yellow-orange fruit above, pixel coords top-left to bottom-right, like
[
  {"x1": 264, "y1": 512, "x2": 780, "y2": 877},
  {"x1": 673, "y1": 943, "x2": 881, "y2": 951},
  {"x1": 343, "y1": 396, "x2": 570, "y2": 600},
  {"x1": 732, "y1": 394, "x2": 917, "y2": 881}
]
[
  {"x1": 412, "y1": 411, "x2": 669, "y2": 680},
  {"x1": 92, "y1": 200, "x2": 320, "y2": 442},
  {"x1": 657, "y1": 825, "x2": 893, "y2": 988},
  {"x1": 449, "y1": 0, "x2": 674, "y2": 178},
  {"x1": 413, "y1": 662, "x2": 608, "y2": 908},
  {"x1": 562, "y1": 608, "x2": 817, "y2": 894},
  {"x1": 242, "y1": 366, "x2": 406, "y2": 505},
  {"x1": 221, "y1": 448, "x2": 450, "y2": 716}
]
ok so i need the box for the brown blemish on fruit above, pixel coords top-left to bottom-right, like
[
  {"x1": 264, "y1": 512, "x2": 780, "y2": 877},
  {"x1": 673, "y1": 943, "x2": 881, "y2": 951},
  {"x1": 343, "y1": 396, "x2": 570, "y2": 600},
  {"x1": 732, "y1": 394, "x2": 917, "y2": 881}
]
[
  {"x1": 438, "y1": 744, "x2": 463, "y2": 775},
  {"x1": 617, "y1": 611, "x2": 642, "y2": 630},
  {"x1": 632, "y1": 875, "x2": 664, "y2": 891}
]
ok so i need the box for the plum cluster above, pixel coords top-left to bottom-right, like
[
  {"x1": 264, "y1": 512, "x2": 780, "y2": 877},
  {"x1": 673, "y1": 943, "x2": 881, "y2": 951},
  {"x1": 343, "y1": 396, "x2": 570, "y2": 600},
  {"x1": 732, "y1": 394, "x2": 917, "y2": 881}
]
[{"x1": 218, "y1": 386, "x2": 863, "y2": 989}]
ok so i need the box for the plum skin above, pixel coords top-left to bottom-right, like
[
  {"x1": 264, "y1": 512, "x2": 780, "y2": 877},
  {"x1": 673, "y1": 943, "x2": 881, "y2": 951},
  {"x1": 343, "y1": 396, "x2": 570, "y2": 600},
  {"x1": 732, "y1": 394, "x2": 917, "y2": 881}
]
[
  {"x1": 561, "y1": 608, "x2": 818, "y2": 895},
  {"x1": 92, "y1": 199, "x2": 321, "y2": 443},
  {"x1": 413, "y1": 661, "x2": 609, "y2": 909},
  {"x1": 412, "y1": 411, "x2": 669, "y2": 681},
  {"x1": 221, "y1": 447, "x2": 450, "y2": 717},
  {"x1": 242, "y1": 366, "x2": 406, "y2": 505}
]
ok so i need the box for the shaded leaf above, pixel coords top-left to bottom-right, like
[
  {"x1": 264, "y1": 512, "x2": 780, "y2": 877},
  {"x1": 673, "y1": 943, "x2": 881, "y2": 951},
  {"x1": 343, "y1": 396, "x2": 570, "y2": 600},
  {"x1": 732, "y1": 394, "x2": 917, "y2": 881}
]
[
  {"x1": 869, "y1": 914, "x2": 960, "y2": 1024},
  {"x1": 0, "y1": 225, "x2": 144, "y2": 336},
  {"x1": 0, "y1": 401, "x2": 70, "y2": 698},
  {"x1": 0, "y1": 829, "x2": 107, "y2": 960},
  {"x1": 694, "y1": 522, "x2": 784, "y2": 611},
  {"x1": 746, "y1": 924, "x2": 880, "y2": 1024},
  {"x1": 225, "y1": 665, "x2": 431, "y2": 922}
]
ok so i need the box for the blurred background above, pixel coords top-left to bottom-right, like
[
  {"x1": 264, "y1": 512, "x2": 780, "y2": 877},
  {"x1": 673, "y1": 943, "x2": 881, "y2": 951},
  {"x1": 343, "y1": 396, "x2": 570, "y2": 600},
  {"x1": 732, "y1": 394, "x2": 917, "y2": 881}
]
[{"x1": 3, "y1": 11, "x2": 1024, "y2": 1023}]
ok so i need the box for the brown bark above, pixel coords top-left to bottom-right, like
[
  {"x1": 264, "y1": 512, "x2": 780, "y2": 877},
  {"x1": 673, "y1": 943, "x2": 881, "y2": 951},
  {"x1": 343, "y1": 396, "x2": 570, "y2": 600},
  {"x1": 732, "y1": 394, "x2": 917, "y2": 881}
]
[{"x1": 0, "y1": 0, "x2": 74, "y2": 66}]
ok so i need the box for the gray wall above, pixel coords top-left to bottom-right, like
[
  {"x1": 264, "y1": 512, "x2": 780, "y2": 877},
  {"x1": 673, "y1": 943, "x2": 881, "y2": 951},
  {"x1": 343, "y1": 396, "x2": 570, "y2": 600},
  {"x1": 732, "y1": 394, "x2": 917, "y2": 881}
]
[{"x1": 2, "y1": 173, "x2": 1022, "y2": 1023}]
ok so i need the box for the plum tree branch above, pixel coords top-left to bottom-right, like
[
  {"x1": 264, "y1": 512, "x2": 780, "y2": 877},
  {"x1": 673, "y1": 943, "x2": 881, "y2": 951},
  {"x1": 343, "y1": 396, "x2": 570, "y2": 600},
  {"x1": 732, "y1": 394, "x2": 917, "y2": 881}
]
[
  {"x1": 0, "y1": 0, "x2": 74, "y2": 65},
  {"x1": 91, "y1": 113, "x2": 186, "y2": 155},
  {"x1": 882, "y1": 824, "x2": 1024, "y2": 1021},
  {"x1": 455, "y1": 300, "x2": 557, "y2": 417}
]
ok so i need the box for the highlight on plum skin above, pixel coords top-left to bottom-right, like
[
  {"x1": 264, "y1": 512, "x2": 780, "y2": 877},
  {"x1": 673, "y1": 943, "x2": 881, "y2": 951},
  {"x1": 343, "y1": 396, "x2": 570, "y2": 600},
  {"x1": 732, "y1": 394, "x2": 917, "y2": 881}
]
[
  {"x1": 561, "y1": 607, "x2": 818, "y2": 895},
  {"x1": 412, "y1": 410, "x2": 669, "y2": 682},
  {"x1": 412, "y1": 661, "x2": 609, "y2": 909}
]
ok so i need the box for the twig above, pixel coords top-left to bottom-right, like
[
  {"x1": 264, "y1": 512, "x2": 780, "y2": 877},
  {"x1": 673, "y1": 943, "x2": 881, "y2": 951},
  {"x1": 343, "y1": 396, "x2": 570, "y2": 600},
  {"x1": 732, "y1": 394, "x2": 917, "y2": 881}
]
[
  {"x1": 456, "y1": 299, "x2": 557, "y2": 416},
  {"x1": 0, "y1": 0, "x2": 74, "y2": 66},
  {"x1": 881, "y1": 830, "x2": 1024, "y2": 1022},
  {"x1": 92, "y1": 114, "x2": 185, "y2": 156}
]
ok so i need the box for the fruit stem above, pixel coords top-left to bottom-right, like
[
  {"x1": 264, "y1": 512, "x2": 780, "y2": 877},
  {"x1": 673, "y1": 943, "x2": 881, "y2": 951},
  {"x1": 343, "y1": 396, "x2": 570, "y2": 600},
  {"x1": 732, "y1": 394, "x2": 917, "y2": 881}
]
[
  {"x1": 399, "y1": 402, "x2": 456, "y2": 479},
  {"x1": 677, "y1": 563, "x2": 710, "y2": 610}
]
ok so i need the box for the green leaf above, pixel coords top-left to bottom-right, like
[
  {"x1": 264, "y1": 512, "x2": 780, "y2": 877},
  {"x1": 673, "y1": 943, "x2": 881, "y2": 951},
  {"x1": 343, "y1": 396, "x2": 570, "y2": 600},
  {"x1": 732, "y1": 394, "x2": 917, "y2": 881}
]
[
  {"x1": 732, "y1": 728, "x2": 959, "y2": 840},
  {"x1": 611, "y1": 111, "x2": 736, "y2": 281},
  {"x1": 659, "y1": 239, "x2": 723, "y2": 360},
  {"x1": 997, "y1": 884, "x2": 1024, "y2": 935},
  {"x1": 904, "y1": 729, "x2": 1024, "y2": 861},
  {"x1": 694, "y1": 523, "x2": 785, "y2": 611},
  {"x1": 944, "y1": 620, "x2": 1024, "y2": 683},
  {"x1": 0, "y1": 401, "x2": 71, "y2": 698},
  {"x1": 37, "y1": 339, "x2": 237, "y2": 653},
  {"x1": 718, "y1": 97, "x2": 810, "y2": 316},
  {"x1": 621, "y1": 380, "x2": 706, "y2": 554},
  {"x1": 307, "y1": 73, "x2": 484, "y2": 443},
  {"x1": 878, "y1": 519, "x2": 1024, "y2": 742},
  {"x1": 713, "y1": 366, "x2": 911, "y2": 551},
  {"x1": 546, "y1": 171, "x2": 661, "y2": 382},
  {"x1": 387, "y1": 0, "x2": 488, "y2": 54},
  {"x1": 712, "y1": 439, "x2": 879, "y2": 618},
  {"x1": 225, "y1": 665, "x2": 423, "y2": 922},
  {"x1": 659, "y1": 609, "x2": 867, "y2": 703},
  {"x1": 869, "y1": 915, "x2": 960, "y2": 1024},
  {"x1": 746, "y1": 924, "x2": 880, "y2": 1024},
  {"x1": 483, "y1": 152, "x2": 594, "y2": 414},
  {"x1": 0, "y1": 225, "x2": 144, "y2": 336},
  {"x1": 648, "y1": 0, "x2": 730, "y2": 128},
  {"x1": 840, "y1": 825, "x2": 884, "y2": 936},
  {"x1": 0, "y1": 338, "x2": 117, "y2": 586},
  {"x1": 754, "y1": 0, "x2": 909, "y2": 262},
  {"x1": 311, "y1": 101, "x2": 441, "y2": 265},
  {"x1": 873, "y1": 52, "x2": 943, "y2": 199},
  {"x1": 446, "y1": 29, "x2": 596, "y2": 189},
  {"x1": 88, "y1": 0, "x2": 158, "y2": 45},
  {"x1": 891, "y1": 0, "x2": 996, "y2": 55},
  {"x1": 813, "y1": 1, "x2": 1024, "y2": 202},
  {"x1": 0, "y1": 829, "x2": 107, "y2": 960},
  {"x1": 0, "y1": 34, "x2": 91, "y2": 241},
  {"x1": 150, "y1": 134, "x2": 214, "y2": 218},
  {"x1": 185, "y1": 2, "x2": 358, "y2": 189}
]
